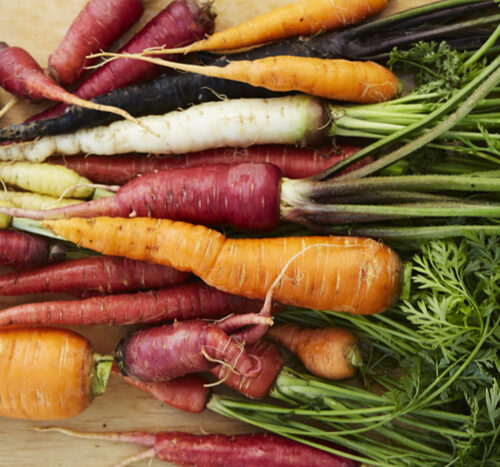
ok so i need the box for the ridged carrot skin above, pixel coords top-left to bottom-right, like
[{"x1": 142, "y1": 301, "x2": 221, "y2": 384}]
[
  {"x1": 44, "y1": 217, "x2": 402, "y2": 315},
  {"x1": 163, "y1": 0, "x2": 388, "y2": 53},
  {"x1": 0, "y1": 326, "x2": 93, "y2": 420}
]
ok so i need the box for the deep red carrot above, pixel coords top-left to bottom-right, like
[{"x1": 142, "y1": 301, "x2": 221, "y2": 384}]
[
  {"x1": 115, "y1": 319, "x2": 267, "y2": 382},
  {"x1": 210, "y1": 339, "x2": 283, "y2": 399},
  {"x1": 36, "y1": 426, "x2": 358, "y2": 467},
  {"x1": 48, "y1": 0, "x2": 144, "y2": 86},
  {"x1": 34, "y1": 0, "x2": 215, "y2": 122},
  {"x1": 48, "y1": 144, "x2": 363, "y2": 184},
  {"x1": 0, "y1": 281, "x2": 268, "y2": 326},
  {"x1": 0, "y1": 255, "x2": 191, "y2": 296},
  {"x1": 0, "y1": 229, "x2": 67, "y2": 269},
  {"x1": 111, "y1": 365, "x2": 209, "y2": 413}
]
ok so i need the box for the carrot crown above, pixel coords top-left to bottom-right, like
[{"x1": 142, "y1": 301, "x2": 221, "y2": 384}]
[{"x1": 91, "y1": 354, "x2": 114, "y2": 398}]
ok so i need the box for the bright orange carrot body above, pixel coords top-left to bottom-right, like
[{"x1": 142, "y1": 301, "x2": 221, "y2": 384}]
[
  {"x1": 266, "y1": 324, "x2": 361, "y2": 379},
  {"x1": 160, "y1": 0, "x2": 388, "y2": 53},
  {"x1": 0, "y1": 326, "x2": 95, "y2": 420},
  {"x1": 44, "y1": 217, "x2": 402, "y2": 315}
]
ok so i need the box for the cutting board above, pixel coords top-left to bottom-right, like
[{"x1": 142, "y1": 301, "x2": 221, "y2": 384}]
[{"x1": 0, "y1": 1, "x2": 432, "y2": 465}]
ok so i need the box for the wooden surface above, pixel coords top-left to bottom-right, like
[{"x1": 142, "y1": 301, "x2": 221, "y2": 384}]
[{"x1": 0, "y1": 1, "x2": 433, "y2": 466}]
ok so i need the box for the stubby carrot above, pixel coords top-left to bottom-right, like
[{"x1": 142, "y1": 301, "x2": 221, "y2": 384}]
[
  {"x1": 36, "y1": 426, "x2": 359, "y2": 466},
  {"x1": 107, "y1": 54, "x2": 400, "y2": 103},
  {"x1": 266, "y1": 324, "x2": 362, "y2": 380},
  {"x1": 0, "y1": 230, "x2": 67, "y2": 270},
  {"x1": 0, "y1": 281, "x2": 265, "y2": 326},
  {"x1": 44, "y1": 217, "x2": 403, "y2": 315},
  {"x1": 48, "y1": 0, "x2": 144, "y2": 86},
  {"x1": 0, "y1": 326, "x2": 111, "y2": 420},
  {"x1": 149, "y1": 0, "x2": 388, "y2": 54},
  {"x1": 0, "y1": 255, "x2": 191, "y2": 296}
]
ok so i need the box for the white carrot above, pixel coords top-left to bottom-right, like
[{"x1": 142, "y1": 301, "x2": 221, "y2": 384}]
[{"x1": 0, "y1": 191, "x2": 81, "y2": 210}]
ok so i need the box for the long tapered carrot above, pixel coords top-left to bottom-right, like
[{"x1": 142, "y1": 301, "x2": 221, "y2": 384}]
[
  {"x1": 44, "y1": 217, "x2": 402, "y2": 315},
  {"x1": 98, "y1": 54, "x2": 400, "y2": 103},
  {"x1": 144, "y1": 0, "x2": 388, "y2": 54}
]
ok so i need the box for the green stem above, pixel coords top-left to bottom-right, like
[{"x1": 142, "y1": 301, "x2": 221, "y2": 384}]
[{"x1": 464, "y1": 22, "x2": 500, "y2": 68}]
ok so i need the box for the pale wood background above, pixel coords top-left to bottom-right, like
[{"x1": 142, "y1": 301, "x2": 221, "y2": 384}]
[{"x1": 0, "y1": 1, "x2": 432, "y2": 465}]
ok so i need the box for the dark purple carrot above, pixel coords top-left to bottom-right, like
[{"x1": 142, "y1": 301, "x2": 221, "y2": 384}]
[
  {"x1": 48, "y1": 143, "x2": 363, "y2": 184},
  {"x1": 111, "y1": 365, "x2": 209, "y2": 413},
  {"x1": 48, "y1": 0, "x2": 144, "y2": 86},
  {"x1": 115, "y1": 319, "x2": 267, "y2": 382},
  {"x1": 0, "y1": 229, "x2": 67, "y2": 269},
  {"x1": 210, "y1": 339, "x2": 283, "y2": 399},
  {"x1": 35, "y1": 427, "x2": 358, "y2": 467},
  {"x1": 0, "y1": 281, "x2": 267, "y2": 326},
  {"x1": 35, "y1": 0, "x2": 215, "y2": 122},
  {"x1": 0, "y1": 255, "x2": 191, "y2": 296}
]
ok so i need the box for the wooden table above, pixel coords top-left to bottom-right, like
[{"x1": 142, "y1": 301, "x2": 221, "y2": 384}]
[{"x1": 0, "y1": 1, "x2": 432, "y2": 465}]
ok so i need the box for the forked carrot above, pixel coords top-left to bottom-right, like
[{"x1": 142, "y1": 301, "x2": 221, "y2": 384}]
[
  {"x1": 139, "y1": 0, "x2": 388, "y2": 54},
  {"x1": 98, "y1": 54, "x2": 400, "y2": 103},
  {"x1": 44, "y1": 217, "x2": 402, "y2": 315}
]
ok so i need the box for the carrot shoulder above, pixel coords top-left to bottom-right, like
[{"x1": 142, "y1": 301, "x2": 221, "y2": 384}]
[{"x1": 44, "y1": 217, "x2": 402, "y2": 315}]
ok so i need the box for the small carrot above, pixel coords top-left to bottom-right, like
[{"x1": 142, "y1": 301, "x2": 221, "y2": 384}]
[
  {"x1": 0, "y1": 190, "x2": 80, "y2": 210},
  {"x1": 266, "y1": 324, "x2": 362, "y2": 380},
  {"x1": 145, "y1": 0, "x2": 388, "y2": 54},
  {"x1": 44, "y1": 217, "x2": 403, "y2": 315},
  {"x1": 99, "y1": 54, "x2": 400, "y2": 103},
  {"x1": 35, "y1": 426, "x2": 358, "y2": 466},
  {"x1": 0, "y1": 326, "x2": 112, "y2": 420}
]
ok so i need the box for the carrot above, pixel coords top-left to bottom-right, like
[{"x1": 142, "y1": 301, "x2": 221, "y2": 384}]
[
  {"x1": 115, "y1": 319, "x2": 266, "y2": 382},
  {"x1": 0, "y1": 281, "x2": 267, "y2": 326},
  {"x1": 0, "y1": 230, "x2": 67, "y2": 269},
  {"x1": 0, "y1": 44, "x2": 150, "y2": 128},
  {"x1": 210, "y1": 339, "x2": 284, "y2": 400},
  {"x1": 105, "y1": 54, "x2": 400, "y2": 103},
  {"x1": 48, "y1": 0, "x2": 144, "y2": 86},
  {"x1": 44, "y1": 217, "x2": 403, "y2": 315},
  {"x1": 0, "y1": 190, "x2": 80, "y2": 210},
  {"x1": 0, "y1": 255, "x2": 191, "y2": 296},
  {"x1": 0, "y1": 326, "x2": 111, "y2": 420},
  {"x1": 35, "y1": 426, "x2": 359, "y2": 466},
  {"x1": 111, "y1": 366, "x2": 209, "y2": 413},
  {"x1": 149, "y1": 0, "x2": 388, "y2": 54},
  {"x1": 266, "y1": 324, "x2": 362, "y2": 380},
  {"x1": 47, "y1": 143, "x2": 363, "y2": 184}
]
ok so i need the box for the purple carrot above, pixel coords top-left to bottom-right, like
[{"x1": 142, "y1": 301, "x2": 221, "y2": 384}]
[
  {"x1": 36, "y1": 427, "x2": 359, "y2": 467},
  {"x1": 0, "y1": 229, "x2": 67, "y2": 269},
  {"x1": 115, "y1": 319, "x2": 268, "y2": 382},
  {"x1": 0, "y1": 255, "x2": 191, "y2": 296},
  {"x1": 0, "y1": 281, "x2": 268, "y2": 326}
]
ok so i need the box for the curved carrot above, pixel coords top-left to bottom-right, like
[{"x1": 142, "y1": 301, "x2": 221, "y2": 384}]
[
  {"x1": 44, "y1": 217, "x2": 402, "y2": 315},
  {"x1": 102, "y1": 54, "x2": 400, "y2": 103},
  {"x1": 150, "y1": 0, "x2": 388, "y2": 54},
  {"x1": 266, "y1": 324, "x2": 361, "y2": 380},
  {"x1": 0, "y1": 326, "x2": 111, "y2": 420}
]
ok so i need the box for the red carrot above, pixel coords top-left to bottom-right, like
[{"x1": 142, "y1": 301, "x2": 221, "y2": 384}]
[
  {"x1": 36, "y1": 426, "x2": 358, "y2": 466},
  {"x1": 0, "y1": 229, "x2": 67, "y2": 269},
  {"x1": 115, "y1": 319, "x2": 268, "y2": 382},
  {"x1": 48, "y1": 144, "x2": 362, "y2": 184},
  {"x1": 35, "y1": 0, "x2": 215, "y2": 122},
  {"x1": 48, "y1": 0, "x2": 144, "y2": 86},
  {"x1": 111, "y1": 366, "x2": 209, "y2": 413},
  {"x1": 210, "y1": 339, "x2": 283, "y2": 399},
  {"x1": 0, "y1": 281, "x2": 268, "y2": 326},
  {"x1": 0, "y1": 255, "x2": 191, "y2": 296}
]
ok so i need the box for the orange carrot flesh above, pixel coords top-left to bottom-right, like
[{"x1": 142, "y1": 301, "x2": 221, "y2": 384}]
[
  {"x1": 149, "y1": 0, "x2": 388, "y2": 53},
  {"x1": 104, "y1": 54, "x2": 400, "y2": 103},
  {"x1": 0, "y1": 326, "x2": 94, "y2": 420},
  {"x1": 44, "y1": 217, "x2": 402, "y2": 315},
  {"x1": 266, "y1": 324, "x2": 361, "y2": 380}
]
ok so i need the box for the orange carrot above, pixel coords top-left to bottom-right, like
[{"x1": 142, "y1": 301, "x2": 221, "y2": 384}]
[
  {"x1": 100, "y1": 54, "x2": 400, "y2": 103},
  {"x1": 0, "y1": 325, "x2": 111, "y2": 420},
  {"x1": 266, "y1": 324, "x2": 361, "y2": 379},
  {"x1": 144, "y1": 0, "x2": 388, "y2": 54},
  {"x1": 44, "y1": 217, "x2": 402, "y2": 315}
]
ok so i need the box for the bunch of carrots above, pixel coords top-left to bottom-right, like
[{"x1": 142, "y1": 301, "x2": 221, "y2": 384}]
[{"x1": 3, "y1": 0, "x2": 498, "y2": 465}]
